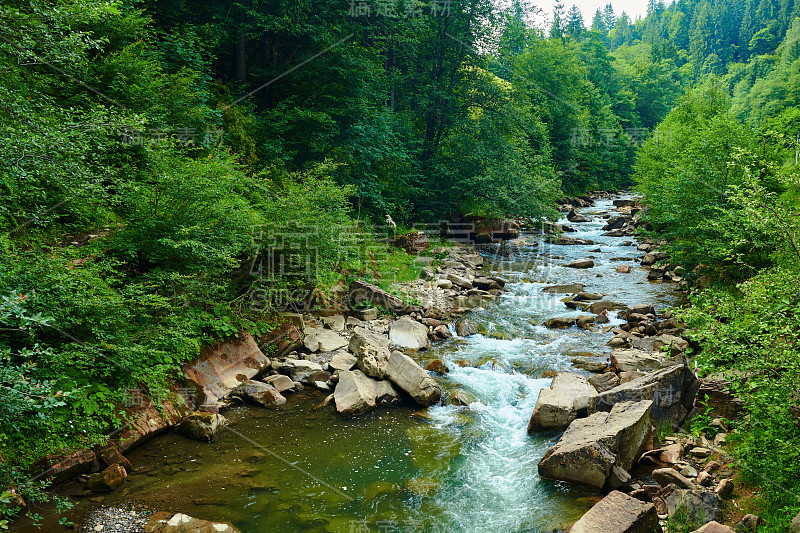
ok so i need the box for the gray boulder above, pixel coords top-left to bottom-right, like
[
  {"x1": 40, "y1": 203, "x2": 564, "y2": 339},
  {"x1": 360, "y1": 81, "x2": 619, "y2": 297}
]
[
  {"x1": 542, "y1": 284, "x2": 585, "y2": 294},
  {"x1": 389, "y1": 316, "x2": 430, "y2": 351},
  {"x1": 179, "y1": 412, "x2": 226, "y2": 442},
  {"x1": 538, "y1": 400, "x2": 653, "y2": 490},
  {"x1": 528, "y1": 373, "x2": 598, "y2": 431},
  {"x1": 567, "y1": 260, "x2": 595, "y2": 269},
  {"x1": 589, "y1": 364, "x2": 699, "y2": 428},
  {"x1": 334, "y1": 370, "x2": 379, "y2": 417},
  {"x1": 303, "y1": 327, "x2": 347, "y2": 353},
  {"x1": 653, "y1": 467, "x2": 696, "y2": 489},
  {"x1": 589, "y1": 373, "x2": 621, "y2": 393},
  {"x1": 665, "y1": 488, "x2": 722, "y2": 526},
  {"x1": 569, "y1": 490, "x2": 658, "y2": 533},
  {"x1": 329, "y1": 351, "x2": 358, "y2": 372},
  {"x1": 610, "y1": 349, "x2": 666, "y2": 373},
  {"x1": 385, "y1": 350, "x2": 441, "y2": 406},
  {"x1": 231, "y1": 380, "x2": 287, "y2": 408},
  {"x1": 262, "y1": 374, "x2": 295, "y2": 393},
  {"x1": 347, "y1": 280, "x2": 407, "y2": 313},
  {"x1": 280, "y1": 359, "x2": 325, "y2": 384}
]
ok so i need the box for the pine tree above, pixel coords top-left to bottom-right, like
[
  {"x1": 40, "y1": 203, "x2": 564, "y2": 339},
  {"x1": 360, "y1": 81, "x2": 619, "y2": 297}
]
[
  {"x1": 591, "y1": 8, "x2": 608, "y2": 35},
  {"x1": 565, "y1": 4, "x2": 585, "y2": 38},
  {"x1": 551, "y1": 2, "x2": 566, "y2": 39},
  {"x1": 603, "y1": 3, "x2": 616, "y2": 31}
]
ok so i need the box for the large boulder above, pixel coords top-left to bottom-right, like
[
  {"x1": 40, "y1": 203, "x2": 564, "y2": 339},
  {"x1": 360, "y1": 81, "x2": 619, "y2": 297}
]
[
  {"x1": 567, "y1": 260, "x2": 595, "y2": 269},
  {"x1": 302, "y1": 327, "x2": 347, "y2": 353},
  {"x1": 528, "y1": 374, "x2": 598, "y2": 431},
  {"x1": 691, "y1": 522, "x2": 736, "y2": 533},
  {"x1": 262, "y1": 374, "x2": 295, "y2": 393},
  {"x1": 569, "y1": 490, "x2": 658, "y2": 533},
  {"x1": 280, "y1": 359, "x2": 324, "y2": 383},
  {"x1": 389, "y1": 316, "x2": 430, "y2": 351},
  {"x1": 334, "y1": 370, "x2": 379, "y2": 417},
  {"x1": 183, "y1": 333, "x2": 271, "y2": 404},
  {"x1": 538, "y1": 400, "x2": 653, "y2": 490},
  {"x1": 665, "y1": 488, "x2": 722, "y2": 526},
  {"x1": 350, "y1": 327, "x2": 392, "y2": 379},
  {"x1": 179, "y1": 412, "x2": 226, "y2": 442},
  {"x1": 653, "y1": 467, "x2": 696, "y2": 489},
  {"x1": 589, "y1": 365, "x2": 699, "y2": 428},
  {"x1": 610, "y1": 349, "x2": 667, "y2": 373},
  {"x1": 329, "y1": 351, "x2": 358, "y2": 372},
  {"x1": 589, "y1": 373, "x2": 621, "y2": 393},
  {"x1": 86, "y1": 464, "x2": 127, "y2": 493},
  {"x1": 97, "y1": 446, "x2": 133, "y2": 473},
  {"x1": 347, "y1": 280, "x2": 409, "y2": 314},
  {"x1": 455, "y1": 319, "x2": 479, "y2": 336},
  {"x1": 603, "y1": 216, "x2": 628, "y2": 231},
  {"x1": 143, "y1": 512, "x2": 239, "y2": 533},
  {"x1": 567, "y1": 209, "x2": 591, "y2": 223},
  {"x1": 349, "y1": 326, "x2": 391, "y2": 354},
  {"x1": 385, "y1": 351, "x2": 441, "y2": 406},
  {"x1": 230, "y1": 380, "x2": 286, "y2": 408}
]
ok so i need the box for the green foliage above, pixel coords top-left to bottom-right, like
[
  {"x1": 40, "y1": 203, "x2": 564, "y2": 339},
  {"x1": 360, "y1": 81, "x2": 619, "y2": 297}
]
[
  {"x1": 681, "y1": 267, "x2": 800, "y2": 528},
  {"x1": 634, "y1": 82, "x2": 775, "y2": 275},
  {"x1": 112, "y1": 148, "x2": 261, "y2": 273}
]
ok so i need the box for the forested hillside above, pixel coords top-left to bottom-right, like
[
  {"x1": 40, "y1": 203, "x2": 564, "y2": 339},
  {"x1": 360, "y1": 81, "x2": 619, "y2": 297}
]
[{"x1": 2, "y1": 0, "x2": 800, "y2": 530}]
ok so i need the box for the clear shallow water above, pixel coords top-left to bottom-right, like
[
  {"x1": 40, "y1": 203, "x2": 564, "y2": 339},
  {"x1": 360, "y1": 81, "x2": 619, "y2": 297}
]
[{"x1": 22, "y1": 198, "x2": 683, "y2": 533}]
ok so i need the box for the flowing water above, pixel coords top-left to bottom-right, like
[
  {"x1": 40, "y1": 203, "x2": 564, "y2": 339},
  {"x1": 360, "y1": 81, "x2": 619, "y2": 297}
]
[{"x1": 23, "y1": 197, "x2": 684, "y2": 533}]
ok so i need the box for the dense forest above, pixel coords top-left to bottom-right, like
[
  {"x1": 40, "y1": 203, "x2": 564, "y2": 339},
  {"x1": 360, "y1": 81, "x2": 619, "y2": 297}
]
[{"x1": 1, "y1": 0, "x2": 800, "y2": 530}]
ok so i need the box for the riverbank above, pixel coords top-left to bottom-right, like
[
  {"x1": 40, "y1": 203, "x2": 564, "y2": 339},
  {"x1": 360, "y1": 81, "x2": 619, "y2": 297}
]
[{"x1": 12, "y1": 193, "x2": 761, "y2": 533}]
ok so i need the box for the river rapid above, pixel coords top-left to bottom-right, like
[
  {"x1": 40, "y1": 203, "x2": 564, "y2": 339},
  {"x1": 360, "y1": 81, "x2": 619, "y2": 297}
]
[{"x1": 21, "y1": 196, "x2": 684, "y2": 533}]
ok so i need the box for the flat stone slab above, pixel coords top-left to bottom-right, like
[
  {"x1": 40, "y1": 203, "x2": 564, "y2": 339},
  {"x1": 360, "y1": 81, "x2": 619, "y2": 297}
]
[{"x1": 538, "y1": 400, "x2": 653, "y2": 490}]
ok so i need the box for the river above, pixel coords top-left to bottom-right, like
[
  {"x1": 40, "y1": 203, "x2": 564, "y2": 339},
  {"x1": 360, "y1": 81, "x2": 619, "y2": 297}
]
[{"x1": 21, "y1": 196, "x2": 683, "y2": 533}]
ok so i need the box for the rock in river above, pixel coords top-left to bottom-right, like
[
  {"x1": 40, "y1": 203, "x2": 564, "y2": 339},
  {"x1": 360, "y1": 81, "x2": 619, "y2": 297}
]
[
  {"x1": 528, "y1": 373, "x2": 598, "y2": 431},
  {"x1": 389, "y1": 316, "x2": 430, "y2": 351},
  {"x1": 87, "y1": 464, "x2": 127, "y2": 493},
  {"x1": 538, "y1": 400, "x2": 653, "y2": 490},
  {"x1": 567, "y1": 260, "x2": 595, "y2": 269},
  {"x1": 385, "y1": 350, "x2": 441, "y2": 406},
  {"x1": 179, "y1": 412, "x2": 226, "y2": 442},
  {"x1": 143, "y1": 511, "x2": 239, "y2": 533},
  {"x1": 230, "y1": 380, "x2": 287, "y2": 408},
  {"x1": 589, "y1": 364, "x2": 699, "y2": 428},
  {"x1": 334, "y1": 369, "x2": 380, "y2": 417},
  {"x1": 543, "y1": 317, "x2": 577, "y2": 329}
]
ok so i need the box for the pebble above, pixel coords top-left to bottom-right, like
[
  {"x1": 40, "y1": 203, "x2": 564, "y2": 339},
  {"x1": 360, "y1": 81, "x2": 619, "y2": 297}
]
[{"x1": 80, "y1": 505, "x2": 151, "y2": 533}]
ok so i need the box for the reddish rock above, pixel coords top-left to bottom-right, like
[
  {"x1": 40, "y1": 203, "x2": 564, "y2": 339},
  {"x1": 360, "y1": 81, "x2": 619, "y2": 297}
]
[
  {"x1": 118, "y1": 396, "x2": 188, "y2": 453},
  {"x1": 36, "y1": 448, "x2": 97, "y2": 487},
  {"x1": 425, "y1": 360, "x2": 449, "y2": 373},
  {"x1": 183, "y1": 333, "x2": 271, "y2": 404}
]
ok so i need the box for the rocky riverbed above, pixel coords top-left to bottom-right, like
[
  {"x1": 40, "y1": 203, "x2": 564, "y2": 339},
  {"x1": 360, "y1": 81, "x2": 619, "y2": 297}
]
[{"x1": 16, "y1": 193, "x2": 762, "y2": 533}]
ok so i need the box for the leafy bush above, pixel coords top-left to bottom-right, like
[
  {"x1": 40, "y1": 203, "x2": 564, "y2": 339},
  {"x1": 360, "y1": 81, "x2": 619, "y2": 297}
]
[{"x1": 681, "y1": 268, "x2": 800, "y2": 529}]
